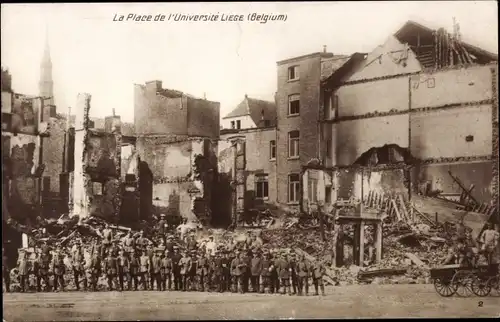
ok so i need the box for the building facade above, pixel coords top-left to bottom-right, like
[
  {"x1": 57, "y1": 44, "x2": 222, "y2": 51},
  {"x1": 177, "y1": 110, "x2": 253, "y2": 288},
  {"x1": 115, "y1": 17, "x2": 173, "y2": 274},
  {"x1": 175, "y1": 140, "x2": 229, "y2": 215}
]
[
  {"x1": 304, "y1": 21, "x2": 498, "y2": 214},
  {"x1": 221, "y1": 94, "x2": 276, "y2": 130},
  {"x1": 275, "y1": 50, "x2": 361, "y2": 209}
]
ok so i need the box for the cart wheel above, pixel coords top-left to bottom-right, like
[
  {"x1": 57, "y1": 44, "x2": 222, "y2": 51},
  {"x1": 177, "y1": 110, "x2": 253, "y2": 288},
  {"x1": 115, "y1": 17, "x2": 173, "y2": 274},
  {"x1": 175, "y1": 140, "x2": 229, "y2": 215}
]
[
  {"x1": 487, "y1": 276, "x2": 499, "y2": 296},
  {"x1": 471, "y1": 276, "x2": 491, "y2": 297},
  {"x1": 452, "y1": 271, "x2": 474, "y2": 297},
  {"x1": 433, "y1": 278, "x2": 457, "y2": 297}
]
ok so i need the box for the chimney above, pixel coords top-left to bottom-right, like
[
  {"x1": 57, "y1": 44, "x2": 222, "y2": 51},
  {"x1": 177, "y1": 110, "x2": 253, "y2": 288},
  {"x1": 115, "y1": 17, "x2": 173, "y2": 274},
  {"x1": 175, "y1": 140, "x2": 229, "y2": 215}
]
[
  {"x1": 245, "y1": 93, "x2": 248, "y2": 99},
  {"x1": 323, "y1": 45, "x2": 327, "y2": 53},
  {"x1": 145, "y1": 80, "x2": 162, "y2": 92},
  {"x1": 112, "y1": 108, "x2": 115, "y2": 116},
  {"x1": 203, "y1": 92, "x2": 206, "y2": 100},
  {"x1": 258, "y1": 108, "x2": 266, "y2": 128}
]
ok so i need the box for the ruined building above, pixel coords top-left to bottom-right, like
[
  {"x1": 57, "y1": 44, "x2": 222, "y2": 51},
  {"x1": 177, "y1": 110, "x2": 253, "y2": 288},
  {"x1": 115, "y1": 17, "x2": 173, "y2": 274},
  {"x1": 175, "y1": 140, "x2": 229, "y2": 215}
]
[
  {"x1": 134, "y1": 81, "x2": 220, "y2": 224},
  {"x1": 1, "y1": 68, "x2": 49, "y2": 224},
  {"x1": 302, "y1": 21, "x2": 498, "y2": 222},
  {"x1": 66, "y1": 94, "x2": 125, "y2": 223},
  {"x1": 219, "y1": 95, "x2": 277, "y2": 224}
]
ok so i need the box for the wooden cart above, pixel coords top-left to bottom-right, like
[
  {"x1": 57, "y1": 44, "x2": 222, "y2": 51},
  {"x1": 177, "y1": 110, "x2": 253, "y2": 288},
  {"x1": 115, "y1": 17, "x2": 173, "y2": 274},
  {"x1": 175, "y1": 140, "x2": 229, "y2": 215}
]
[{"x1": 430, "y1": 263, "x2": 499, "y2": 297}]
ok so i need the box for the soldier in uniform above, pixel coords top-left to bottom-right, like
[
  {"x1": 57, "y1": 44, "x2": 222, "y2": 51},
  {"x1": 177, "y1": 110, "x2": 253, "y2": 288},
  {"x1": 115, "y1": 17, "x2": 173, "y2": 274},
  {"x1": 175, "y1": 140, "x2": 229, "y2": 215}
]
[
  {"x1": 210, "y1": 251, "x2": 224, "y2": 292},
  {"x1": 244, "y1": 231, "x2": 253, "y2": 250},
  {"x1": 230, "y1": 251, "x2": 245, "y2": 293},
  {"x1": 187, "y1": 234, "x2": 198, "y2": 252},
  {"x1": 139, "y1": 250, "x2": 150, "y2": 290},
  {"x1": 51, "y1": 248, "x2": 66, "y2": 292},
  {"x1": 172, "y1": 246, "x2": 182, "y2": 291},
  {"x1": 123, "y1": 230, "x2": 135, "y2": 256},
  {"x1": 160, "y1": 250, "x2": 173, "y2": 291},
  {"x1": 103, "y1": 251, "x2": 119, "y2": 291},
  {"x1": 250, "y1": 250, "x2": 262, "y2": 293},
  {"x1": 101, "y1": 224, "x2": 113, "y2": 258},
  {"x1": 135, "y1": 230, "x2": 147, "y2": 254},
  {"x1": 271, "y1": 251, "x2": 280, "y2": 293},
  {"x1": 179, "y1": 251, "x2": 192, "y2": 292},
  {"x1": 222, "y1": 250, "x2": 232, "y2": 292},
  {"x1": 259, "y1": 252, "x2": 273, "y2": 294},
  {"x1": 150, "y1": 249, "x2": 162, "y2": 291},
  {"x1": 188, "y1": 250, "x2": 198, "y2": 291},
  {"x1": 276, "y1": 252, "x2": 292, "y2": 295},
  {"x1": 196, "y1": 251, "x2": 209, "y2": 292},
  {"x1": 3, "y1": 248, "x2": 11, "y2": 292},
  {"x1": 158, "y1": 214, "x2": 167, "y2": 244},
  {"x1": 311, "y1": 260, "x2": 326, "y2": 296},
  {"x1": 17, "y1": 250, "x2": 30, "y2": 293},
  {"x1": 165, "y1": 235, "x2": 175, "y2": 258},
  {"x1": 34, "y1": 251, "x2": 48, "y2": 292},
  {"x1": 129, "y1": 250, "x2": 140, "y2": 291},
  {"x1": 242, "y1": 250, "x2": 252, "y2": 293},
  {"x1": 117, "y1": 250, "x2": 130, "y2": 291},
  {"x1": 89, "y1": 250, "x2": 102, "y2": 292},
  {"x1": 71, "y1": 240, "x2": 86, "y2": 291},
  {"x1": 296, "y1": 254, "x2": 310, "y2": 296},
  {"x1": 289, "y1": 252, "x2": 298, "y2": 294}
]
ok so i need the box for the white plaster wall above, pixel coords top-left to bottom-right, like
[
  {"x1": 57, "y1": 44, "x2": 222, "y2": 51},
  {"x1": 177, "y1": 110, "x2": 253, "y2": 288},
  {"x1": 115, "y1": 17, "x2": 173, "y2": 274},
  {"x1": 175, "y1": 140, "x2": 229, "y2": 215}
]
[
  {"x1": 333, "y1": 114, "x2": 409, "y2": 166},
  {"x1": 411, "y1": 65, "x2": 493, "y2": 108},
  {"x1": 336, "y1": 77, "x2": 409, "y2": 118},
  {"x1": 2, "y1": 91, "x2": 12, "y2": 113},
  {"x1": 221, "y1": 115, "x2": 255, "y2": 129},
  {"x1": 410, "y1": 104, "x2": 492, "y2": 159},
  {"x1": 347, "y1": 36, "x2": 422, "y2": 82}
]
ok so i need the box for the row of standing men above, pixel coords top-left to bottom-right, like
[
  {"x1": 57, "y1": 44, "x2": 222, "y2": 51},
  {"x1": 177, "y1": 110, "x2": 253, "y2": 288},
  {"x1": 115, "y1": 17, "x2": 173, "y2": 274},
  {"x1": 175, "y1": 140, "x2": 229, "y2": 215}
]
[{"x1": 6, "y1": 238, "x2": 328, "y2": 296}]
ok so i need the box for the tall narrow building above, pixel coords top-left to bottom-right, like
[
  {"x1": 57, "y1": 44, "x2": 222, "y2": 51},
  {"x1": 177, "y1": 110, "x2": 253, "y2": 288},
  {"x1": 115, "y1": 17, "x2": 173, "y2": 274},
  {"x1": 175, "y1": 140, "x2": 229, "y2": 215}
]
[{"x1": 39, "y1": 29, "x2": 55, "y2": 110}]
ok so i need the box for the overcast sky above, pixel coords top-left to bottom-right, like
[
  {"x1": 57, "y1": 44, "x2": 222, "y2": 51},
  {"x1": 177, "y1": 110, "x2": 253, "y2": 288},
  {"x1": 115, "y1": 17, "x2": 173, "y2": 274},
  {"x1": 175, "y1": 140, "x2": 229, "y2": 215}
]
[{"x1": 1, "y1": 2, "x2": 498, "y2": 123}]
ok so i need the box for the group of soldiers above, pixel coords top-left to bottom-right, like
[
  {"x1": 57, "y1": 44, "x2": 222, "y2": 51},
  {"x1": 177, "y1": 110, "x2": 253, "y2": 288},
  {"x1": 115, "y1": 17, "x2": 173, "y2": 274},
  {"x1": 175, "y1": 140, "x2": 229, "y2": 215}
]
[
  {"x1": 443, "y1": 222, "x2": 499, "y2": 267},
  {"x1": 3, "y1": 217, "x2": 329, "y2": 296}
]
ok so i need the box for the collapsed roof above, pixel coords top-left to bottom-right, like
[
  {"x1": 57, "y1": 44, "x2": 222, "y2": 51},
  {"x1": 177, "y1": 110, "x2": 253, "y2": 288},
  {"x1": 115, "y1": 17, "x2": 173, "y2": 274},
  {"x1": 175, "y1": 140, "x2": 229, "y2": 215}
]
[{"x1": 394, "y1": 20, "x2": 498, "y2": 69}]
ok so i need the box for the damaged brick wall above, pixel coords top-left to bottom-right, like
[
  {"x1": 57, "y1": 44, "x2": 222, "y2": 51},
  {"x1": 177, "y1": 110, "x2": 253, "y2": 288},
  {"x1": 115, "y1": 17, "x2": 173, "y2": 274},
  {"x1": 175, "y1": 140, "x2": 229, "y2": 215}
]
[
  {"x1": 334, "y1": 115, "x2": 409, "y2": 166},
  {"x1": 136, "y1": 136, "x2": 216, "y2": 223},
  {"x1": 69, "y1": 93, "x2": 91, "y2": 218},
  {"x1": 3, "y1": 133, "x2": 40, "y2": 221},
  {"x1": 69, "y1": 94, "x2": 123, "y2": 221},
  {"x1": 187, "y1": 97, "x2": 220, "y2": 139},
  {"x1": 11, "y1": 94, "x2": 38, "y2": 134},
  {"x1": 134, "y1": 81, "x2": 220, "y2": 139},
  {"x1": 42, "y1": 117, "x2": 66, "y2": 194},
  {"x1": 215, "y1": 139, "x2": 236, "y2": 226},
  {"x1": 220, "y1": 128, "x2": 278, "y2": 207},
  {"x1": 330, "y1": 48, "x2": 496, "y2": 201},
  {"x1": 85, "y1": 131, "x2": 122, "y2": 222}
]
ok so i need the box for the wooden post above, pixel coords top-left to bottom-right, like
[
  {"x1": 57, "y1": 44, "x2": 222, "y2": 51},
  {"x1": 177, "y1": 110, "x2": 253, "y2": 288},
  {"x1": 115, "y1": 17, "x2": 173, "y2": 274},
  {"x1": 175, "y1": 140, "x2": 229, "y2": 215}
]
[
  {"x1": 376, "y1": 221, "x2": 383, "y2": 263},
  {"x1": 319, "y1": 206, "x2": 325, "y2": 242},
  {"x1": 359, "y1": 221, "x2": 365, "y2": 267},
  {"x1": 353, "y1": 224, "x2": 360, "y2": 266}
]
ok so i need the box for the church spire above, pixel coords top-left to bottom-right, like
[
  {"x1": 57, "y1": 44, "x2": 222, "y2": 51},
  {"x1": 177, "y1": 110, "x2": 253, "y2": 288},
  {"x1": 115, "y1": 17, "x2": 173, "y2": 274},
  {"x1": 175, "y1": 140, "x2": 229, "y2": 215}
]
[{"x1": 39, "y1": 24, "x2": 54, "y2": 107}]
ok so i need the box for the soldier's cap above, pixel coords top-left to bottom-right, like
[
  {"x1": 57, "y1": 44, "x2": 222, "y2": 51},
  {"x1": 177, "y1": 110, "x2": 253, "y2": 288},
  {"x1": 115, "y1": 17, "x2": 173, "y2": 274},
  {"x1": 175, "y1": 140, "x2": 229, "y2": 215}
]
[
  {"x1": 160, "y1": 213, "x2": 166, "y2": 217},
  {"x1": 167, "y1": 235, "x2": 174, "y2": 239},
  {"x1": 173, "y1": 246, "x2": 179, "y2": 249}
]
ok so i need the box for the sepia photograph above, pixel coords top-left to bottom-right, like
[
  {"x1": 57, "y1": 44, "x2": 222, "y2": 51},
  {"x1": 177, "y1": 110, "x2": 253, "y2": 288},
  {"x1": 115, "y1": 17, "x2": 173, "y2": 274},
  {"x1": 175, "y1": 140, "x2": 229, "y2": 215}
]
[{"x1": 1, "y1": 1, "x2": 499, "y2": 320}]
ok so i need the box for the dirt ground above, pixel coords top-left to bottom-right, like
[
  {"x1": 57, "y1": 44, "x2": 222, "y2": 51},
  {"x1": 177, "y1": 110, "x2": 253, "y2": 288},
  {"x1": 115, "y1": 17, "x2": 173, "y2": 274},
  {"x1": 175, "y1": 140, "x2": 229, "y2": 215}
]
[{"x1": 3, "y1": 284, "x2": 499, "y2": 320}]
